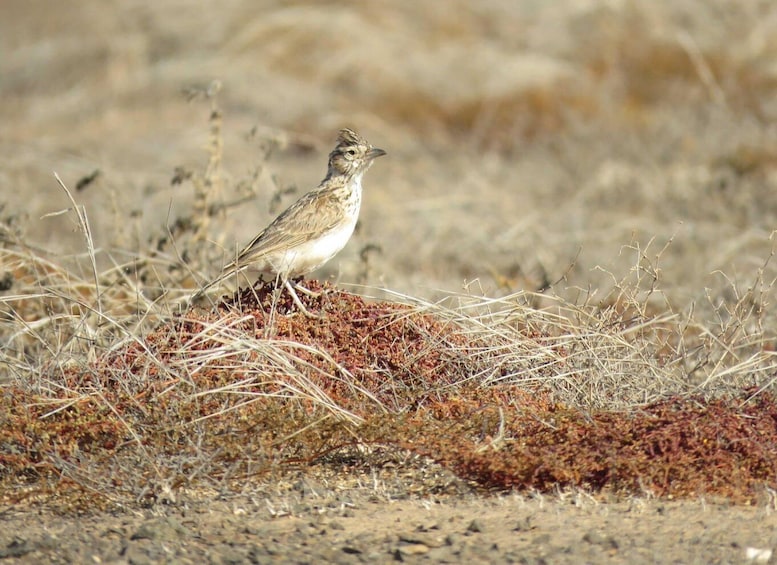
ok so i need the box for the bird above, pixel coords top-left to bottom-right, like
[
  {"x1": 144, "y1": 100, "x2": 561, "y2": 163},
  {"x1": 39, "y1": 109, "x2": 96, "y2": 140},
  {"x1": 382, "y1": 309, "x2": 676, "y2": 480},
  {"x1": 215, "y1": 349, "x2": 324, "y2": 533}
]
[{"x1": 192, "y1": 128, "x2": 385, "y2": 315}]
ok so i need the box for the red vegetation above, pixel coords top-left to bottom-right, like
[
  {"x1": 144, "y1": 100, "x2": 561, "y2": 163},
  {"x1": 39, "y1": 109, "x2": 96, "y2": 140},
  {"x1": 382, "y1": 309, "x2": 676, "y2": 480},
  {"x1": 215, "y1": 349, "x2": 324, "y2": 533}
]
[
  {"x1": 398, "y1": 390, "x2": 777, "y2": 502},
  {"x1": 1, "y1": 281, "x2": 776, "y2": 507}
]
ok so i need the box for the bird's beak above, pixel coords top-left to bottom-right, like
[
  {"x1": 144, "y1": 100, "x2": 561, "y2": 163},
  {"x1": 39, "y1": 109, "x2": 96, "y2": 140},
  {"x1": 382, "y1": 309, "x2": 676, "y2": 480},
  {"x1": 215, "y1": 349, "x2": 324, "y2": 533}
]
[{"x1": 368, "y1": 147, "x2": 387, "y2": 160}]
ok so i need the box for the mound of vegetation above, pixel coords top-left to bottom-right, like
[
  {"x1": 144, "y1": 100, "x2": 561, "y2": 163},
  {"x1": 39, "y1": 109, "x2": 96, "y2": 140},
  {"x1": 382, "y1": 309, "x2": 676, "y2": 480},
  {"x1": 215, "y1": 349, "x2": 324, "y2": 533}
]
[{"x1": 2, "y1": 279, "x2": 776, "y2": 510}]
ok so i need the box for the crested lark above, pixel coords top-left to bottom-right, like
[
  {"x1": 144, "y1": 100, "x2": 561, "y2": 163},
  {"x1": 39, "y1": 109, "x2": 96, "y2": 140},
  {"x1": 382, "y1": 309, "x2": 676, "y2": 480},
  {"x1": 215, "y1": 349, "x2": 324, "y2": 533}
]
[{"x1": 194, "y1": 128, "x2": 385, "y2": 314}]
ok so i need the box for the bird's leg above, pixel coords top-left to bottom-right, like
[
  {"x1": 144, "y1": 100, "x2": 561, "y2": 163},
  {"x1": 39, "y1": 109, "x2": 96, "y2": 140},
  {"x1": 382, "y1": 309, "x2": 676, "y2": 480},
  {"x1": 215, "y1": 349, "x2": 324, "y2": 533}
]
[
  {"x1": 284, "y1": 279, "x2": 321, "y2": 318},
  {"x1": 291, "y1": 279, "x2": 322, "y2": 298}
]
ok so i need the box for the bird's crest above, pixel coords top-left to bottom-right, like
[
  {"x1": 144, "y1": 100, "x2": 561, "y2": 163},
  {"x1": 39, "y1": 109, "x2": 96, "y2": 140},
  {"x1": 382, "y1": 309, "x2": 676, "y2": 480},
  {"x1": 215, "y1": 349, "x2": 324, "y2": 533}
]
[{"x1": 336, "y1": 128, "x2": 363, "y2": 146}]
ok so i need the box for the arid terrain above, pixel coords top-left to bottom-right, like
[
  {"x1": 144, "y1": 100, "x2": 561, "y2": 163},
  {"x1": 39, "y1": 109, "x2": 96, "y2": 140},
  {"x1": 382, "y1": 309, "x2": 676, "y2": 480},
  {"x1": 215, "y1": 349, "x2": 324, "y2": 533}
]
[
  {"x1": 4, "y1": 490, "x2": 777, "y2": 564},
  {"x1": 3, "y1": 1, "x2": 777, "y2": 563}
]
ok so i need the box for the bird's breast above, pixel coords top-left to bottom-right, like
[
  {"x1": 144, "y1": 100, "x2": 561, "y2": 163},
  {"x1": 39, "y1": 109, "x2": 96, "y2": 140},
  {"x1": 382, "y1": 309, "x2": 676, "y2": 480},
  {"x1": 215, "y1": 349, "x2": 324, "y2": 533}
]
[{"x1": 270, "y1": 216, "x2": 358, "y2": 277}]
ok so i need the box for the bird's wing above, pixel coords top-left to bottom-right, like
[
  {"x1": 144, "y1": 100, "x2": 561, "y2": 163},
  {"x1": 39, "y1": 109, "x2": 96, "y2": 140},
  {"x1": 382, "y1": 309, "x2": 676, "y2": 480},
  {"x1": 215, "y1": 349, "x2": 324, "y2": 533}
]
[{"x1": 224, "y1": 188, "x2": 346, "y2": 270}]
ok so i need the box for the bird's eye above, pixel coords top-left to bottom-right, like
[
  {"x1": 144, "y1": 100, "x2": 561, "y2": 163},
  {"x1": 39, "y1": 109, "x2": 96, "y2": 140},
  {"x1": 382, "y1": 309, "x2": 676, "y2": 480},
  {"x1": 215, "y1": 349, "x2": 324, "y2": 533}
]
[{"x1": 346, "y1": 149, "x2": 356, "y2": 156}]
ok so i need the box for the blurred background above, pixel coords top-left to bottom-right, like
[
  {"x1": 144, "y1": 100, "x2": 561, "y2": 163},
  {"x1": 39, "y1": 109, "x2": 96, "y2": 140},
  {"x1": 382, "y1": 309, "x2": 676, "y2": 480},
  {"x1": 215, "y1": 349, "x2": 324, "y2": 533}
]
[{"x1": 2, "y1": 0, "x2": 777, "y2": 315}]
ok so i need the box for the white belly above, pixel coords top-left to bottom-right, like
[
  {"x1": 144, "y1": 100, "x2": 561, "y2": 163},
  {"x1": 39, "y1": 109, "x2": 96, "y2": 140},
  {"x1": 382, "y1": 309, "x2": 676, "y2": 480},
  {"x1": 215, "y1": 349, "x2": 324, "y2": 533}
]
[{"x1": 266, "y1": 217, "x2": 358, "y2": 277}]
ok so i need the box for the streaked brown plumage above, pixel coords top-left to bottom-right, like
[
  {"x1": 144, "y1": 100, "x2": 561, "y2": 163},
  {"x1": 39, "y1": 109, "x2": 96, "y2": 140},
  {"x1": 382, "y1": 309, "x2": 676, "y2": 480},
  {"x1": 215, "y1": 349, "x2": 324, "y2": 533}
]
[{"x1": 193, "y1": 128, "x2": 385, "y2": 313}]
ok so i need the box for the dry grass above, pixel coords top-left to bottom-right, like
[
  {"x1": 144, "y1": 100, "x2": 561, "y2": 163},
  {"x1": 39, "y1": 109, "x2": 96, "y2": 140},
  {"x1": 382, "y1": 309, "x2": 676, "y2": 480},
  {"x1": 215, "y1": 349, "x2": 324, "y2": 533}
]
[
  {"x1": 3, "y1": 0, "x2": 777, "y2": 512},
  {"x1": 1, "y1": 96, "x2": 777, "y2": 509},
  {"x1": 2, "y1": 265, "x2": 777, "y2": 509}
]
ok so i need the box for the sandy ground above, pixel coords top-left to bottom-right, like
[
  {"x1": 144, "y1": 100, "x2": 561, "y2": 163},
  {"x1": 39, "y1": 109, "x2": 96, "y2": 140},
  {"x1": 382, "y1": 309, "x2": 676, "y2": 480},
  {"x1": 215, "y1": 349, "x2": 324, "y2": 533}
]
[
  {"x1": 4, "y1": 1, "x2": 777, "y2": 562},
  {"x1": 3, "y1": 490, "x2": 777, "y2": 564}
]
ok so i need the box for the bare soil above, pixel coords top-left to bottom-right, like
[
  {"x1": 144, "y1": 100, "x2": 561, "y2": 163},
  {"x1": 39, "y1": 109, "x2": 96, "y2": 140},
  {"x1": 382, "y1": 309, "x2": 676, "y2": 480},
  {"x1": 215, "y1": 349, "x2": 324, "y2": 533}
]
[{"x1": 3, "y1": 489, "x2": 776, "y2": 564}]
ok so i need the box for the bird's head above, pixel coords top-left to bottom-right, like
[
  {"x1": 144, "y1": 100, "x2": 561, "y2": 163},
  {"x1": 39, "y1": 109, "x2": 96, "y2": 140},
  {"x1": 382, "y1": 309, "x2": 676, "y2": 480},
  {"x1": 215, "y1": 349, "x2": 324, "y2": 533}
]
[{"x1": 327, "y1": 128, "x2": 386, "y2": 179}]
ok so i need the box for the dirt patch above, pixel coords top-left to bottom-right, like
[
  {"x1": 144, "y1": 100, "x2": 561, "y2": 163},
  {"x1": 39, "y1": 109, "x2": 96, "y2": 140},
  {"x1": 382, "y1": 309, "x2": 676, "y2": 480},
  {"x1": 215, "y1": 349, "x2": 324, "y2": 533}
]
[{"x1": 2, "y1": 490, "x2": 775, "y2": 564}]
